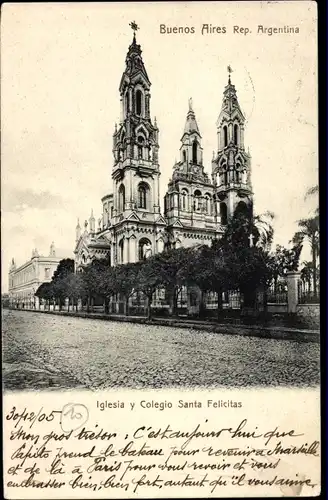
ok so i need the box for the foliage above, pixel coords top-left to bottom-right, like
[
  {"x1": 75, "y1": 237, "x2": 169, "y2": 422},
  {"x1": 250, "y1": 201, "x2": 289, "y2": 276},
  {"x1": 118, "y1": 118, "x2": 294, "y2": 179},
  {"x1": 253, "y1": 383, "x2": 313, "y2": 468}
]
[
  {"x1": 269, "y1": 244, "x2": 302, "y2": 290},
  {"x1": 292, "y1": 215, "x2": 319, "y2": 296},
  {"x1": 35, "y1": 282, "x2": 54, "y2": 301},
  {"x1": 32, "y1": 209, "x2": 282, "y2": 316}
]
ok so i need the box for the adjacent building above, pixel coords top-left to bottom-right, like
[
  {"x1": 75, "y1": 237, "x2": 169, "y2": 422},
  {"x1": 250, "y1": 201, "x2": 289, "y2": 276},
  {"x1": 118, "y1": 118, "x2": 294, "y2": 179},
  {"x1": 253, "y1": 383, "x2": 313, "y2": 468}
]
[
  {"x1": 8, "y1": 242, "x2": 61, "y2": 309},
  {"x1": 74, "y1": 31, "x2": 253, "y2": 270}
]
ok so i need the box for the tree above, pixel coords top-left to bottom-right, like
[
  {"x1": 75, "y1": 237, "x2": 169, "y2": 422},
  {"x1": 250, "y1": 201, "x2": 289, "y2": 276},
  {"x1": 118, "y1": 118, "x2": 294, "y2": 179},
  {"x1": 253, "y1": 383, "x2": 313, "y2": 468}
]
[
  {"x1": 113, "y1": 263, "x2": 141, "y2": 315},
  {"x1": 52, "y1": 259, "x2": 75, "y2": 281},
  {"x1": 63, "y1": 273, "x2": 86, "y2": 311},
  {"x1": 51, "y1": 259, "x2": 75, "y2": 310},
  {"x1": 221, "y1": 210, "x2": 275, "y2": 252},
  {"x1": 292, "y1": 215, "x2": 319, "y2": 297},
  {"x1": 154, "y1": 248, "x2": 193, "y2": 316},
  {"x1": 35, "y1": 282, "x2": 54, "y2": 310},
  {"x1": 270, "y1": 244, "x2": 302, "y2": 292},
  {"x1": 135, "y1": 255, "x2": 164, "y2": 319},
  {"x1": 217, "y1": 210, "x2": 275, "y2": 309},
  {"x1": 82, "y1": 257, "x2": 109, "y2": 312}
]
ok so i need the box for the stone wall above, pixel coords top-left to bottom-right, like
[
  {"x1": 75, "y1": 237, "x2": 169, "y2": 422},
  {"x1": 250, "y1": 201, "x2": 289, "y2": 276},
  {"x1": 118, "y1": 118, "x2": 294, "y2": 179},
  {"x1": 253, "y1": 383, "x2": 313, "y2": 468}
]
[
  {"x1": 267, "y1": 303, "x2": 288, "y2": 314},
  {"x1": 296, "y1": 304, "x2": 320, "y2": 329}
]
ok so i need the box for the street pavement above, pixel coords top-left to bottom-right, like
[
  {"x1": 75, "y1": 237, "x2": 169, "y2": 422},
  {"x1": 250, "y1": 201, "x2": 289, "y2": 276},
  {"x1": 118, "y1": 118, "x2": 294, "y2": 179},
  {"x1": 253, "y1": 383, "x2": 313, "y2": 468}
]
[{"x1": 2, "y1": 309, "x2": 320, "y2": 391}]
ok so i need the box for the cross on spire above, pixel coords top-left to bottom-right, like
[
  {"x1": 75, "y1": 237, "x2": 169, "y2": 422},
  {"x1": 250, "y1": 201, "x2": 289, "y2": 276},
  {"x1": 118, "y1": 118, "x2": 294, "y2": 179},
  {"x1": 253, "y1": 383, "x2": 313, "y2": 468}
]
[
  {"x1": 129, "y1": 21, "x2": 139, "y2": 38},
  {"x1": 227, "y1": 65, "x2": 233, "y2": 84}
]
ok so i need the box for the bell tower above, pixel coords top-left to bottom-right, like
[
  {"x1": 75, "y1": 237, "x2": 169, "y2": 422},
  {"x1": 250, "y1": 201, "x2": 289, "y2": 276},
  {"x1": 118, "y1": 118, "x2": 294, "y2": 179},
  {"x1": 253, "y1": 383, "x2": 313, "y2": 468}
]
[
  {"x1": 212, "y1": 68, "x2": 253, "y2": 225},
  {"x1": 164, "y1": 99, "x2": 215, "y2": 247},
  {"x1": 112, "y1": 23, "x2": 160, "y2": 221}
]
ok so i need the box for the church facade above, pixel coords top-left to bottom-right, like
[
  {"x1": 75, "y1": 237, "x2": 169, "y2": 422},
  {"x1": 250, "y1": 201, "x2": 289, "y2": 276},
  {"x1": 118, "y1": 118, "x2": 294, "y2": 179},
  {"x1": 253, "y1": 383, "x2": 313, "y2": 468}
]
[{"x1": 74, "y1": 31, "x2": 253, "y2": 272}]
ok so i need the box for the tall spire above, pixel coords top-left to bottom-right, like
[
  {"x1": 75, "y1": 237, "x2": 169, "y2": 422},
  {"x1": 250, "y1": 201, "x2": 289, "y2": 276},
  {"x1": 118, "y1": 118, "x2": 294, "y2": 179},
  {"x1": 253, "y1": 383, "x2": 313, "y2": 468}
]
[
  {"x1": 76, "y1": 218, "x2": 81, "y2": 242},
  {"x1": 49, "y1": 241, "x2": 56, "y2": 257},
  {"x1": 227, "y1": 65, "x2": 233, "y2": 85},
  {"x1": 183, "y1": 98, "x2": 200, "y2": 137},
  {"x1": 120, "y1": 21, "x2": 150, "y2": 90},
  {"x1": 89, "y1": 209, "x2": 95, "y2": 233}
]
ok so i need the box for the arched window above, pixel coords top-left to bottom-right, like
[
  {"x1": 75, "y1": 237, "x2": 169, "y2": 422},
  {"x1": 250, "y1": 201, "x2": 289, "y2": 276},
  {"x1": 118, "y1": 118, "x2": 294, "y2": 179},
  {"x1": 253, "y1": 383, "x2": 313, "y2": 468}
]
[
  {"x1": 118, "y1": 184, "x2": 125, "y2": 213},
  {"x1": 119, "y1": 239, "x2": 124, "y2": 263},
  {"x1": 137, "y1": 135, "x2": 144, "y2": 159},
  {"x1": 181, "y1": 189, "x2": 188, "y2": 210},
  {"x1": 138, "y1": 182, "x2": 149, "y2": 209},
  {"x1": 139, "y1": 238, "x2": 152, "y2": 261},
  {"x1": 223, "y1": 126, "x2": 228, "y2": 147},
  {"x1": 204, "y1": 193, "x2": 211, "y2": 214},
  {"x1": 192, "y1": 140, "x2": 198, "y2": 164},
  {"x1": 234, "y1": 124, "x2": 239, "y2": 145},
  {"x1": 220, "y1": 202, "x2": 228, "y2": 225},
  {"x1": 136, "y1": 89, "x2": 143, "y2": 116},
  {"x1": 194, "y1": 190, "x2": 202, "y2": 211},
  {"x1": 182, "y1": 150, "x2": 186, "y2": 162},
  {"x1": 125, "y1": 93, "x2": 129, "y2": 115}
]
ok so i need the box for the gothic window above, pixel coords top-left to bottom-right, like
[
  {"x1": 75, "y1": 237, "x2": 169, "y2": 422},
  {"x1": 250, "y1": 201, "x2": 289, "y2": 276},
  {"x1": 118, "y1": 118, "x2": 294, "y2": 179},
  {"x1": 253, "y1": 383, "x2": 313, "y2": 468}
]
[
  {"x1": 204, "y1": 193, "x2": 211, "y2": 214},
  {"x1": 138, "y1": 182, "x2": 149, "y2": 209},
  {"x1": 194, "y1": 190, "x2": 202, "y2": 211},
  {"x1": 125, "y1": 92, "x2": 129, "y2": 115},
  {"x1": 182, "y1": 150, "x2": 186, "y2": 162},
  {"x1": 181, "y1": 189, "x2": 188, "y2": 210},
  {"x1": 110, "y1": 207, "x2": 114, "y2": 218},
  {"x1": 220, "y1": 202, "x2": 228, "y2": 225},
  {"x1": 234, "y1": 124, "x2": 239, "y2": 145},
  {"x1": 192, "y1": 140, "x2": 198, "y2": 164},
  {"x1": 137, "y1": 135, "x2": 144, "y2": 159},
  {"x1": 139, "y1": 238, "x2": 152, "y2": 261},
  {"x1": 136, "y1": 89, "x2": 143, "y2": 116},
  {"x1": 119, "y1": 239, "x2": 124, "y2": 263},
  {"x1": 223, "y1": 171, "x2": 228, "y2": 184},
  {"x1": 118, "y1": 184, "x2": 125, "y2": 213},
  {"x1": 223, "y1": 126, "x2": 228, "y2": 147}
]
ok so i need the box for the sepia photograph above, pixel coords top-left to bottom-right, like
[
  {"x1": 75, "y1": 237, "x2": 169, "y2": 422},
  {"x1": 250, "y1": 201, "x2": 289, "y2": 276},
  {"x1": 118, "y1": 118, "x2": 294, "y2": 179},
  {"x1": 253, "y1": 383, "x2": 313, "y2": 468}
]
[{"x1": 2, "y1": 2, "x2": 320, "y2": 498}]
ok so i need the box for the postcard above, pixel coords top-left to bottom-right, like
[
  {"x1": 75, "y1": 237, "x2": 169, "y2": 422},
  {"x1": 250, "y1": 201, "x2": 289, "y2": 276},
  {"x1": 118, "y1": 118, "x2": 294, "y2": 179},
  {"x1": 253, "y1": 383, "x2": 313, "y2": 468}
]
[{"x1": 2, "y1": 1, "x2": 320, "y2": 498}]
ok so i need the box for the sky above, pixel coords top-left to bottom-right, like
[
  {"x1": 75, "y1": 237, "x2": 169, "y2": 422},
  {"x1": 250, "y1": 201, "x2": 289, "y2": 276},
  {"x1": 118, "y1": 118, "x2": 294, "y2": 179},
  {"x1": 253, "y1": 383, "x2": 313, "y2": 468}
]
[{"x1": 1, "y1": 2, "x2": 318, "y2": 291}]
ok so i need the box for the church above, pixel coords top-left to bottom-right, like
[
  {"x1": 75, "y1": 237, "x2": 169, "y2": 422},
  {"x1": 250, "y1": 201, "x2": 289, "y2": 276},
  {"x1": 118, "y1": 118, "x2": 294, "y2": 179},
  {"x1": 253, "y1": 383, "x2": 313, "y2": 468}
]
[{"x1": 74, "y1": 26, "x2": 253, "y2": 272}]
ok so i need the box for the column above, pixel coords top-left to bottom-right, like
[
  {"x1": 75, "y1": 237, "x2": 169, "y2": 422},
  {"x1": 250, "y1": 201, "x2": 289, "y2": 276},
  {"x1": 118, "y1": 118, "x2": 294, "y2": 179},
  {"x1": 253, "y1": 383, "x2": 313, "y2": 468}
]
[
  {"x1": 123, "y1": 237, "x2": 129, "y2": 264},
  {"x1": 240, "y1": 126, "x2": 245, "y2": 148},
  {"x1": 153, "y1": 174, "x2": 160, "y2": 213},
  {"x1": 145, "y1": 92, "x2": 150, "y2": 118},
  {"x1": 129, "y1": 236, "x2": 137, "y2": 263},
  {"x1": 120, "y1": 97, "x2": 123, "y2": 122},
  {"x1": 129, "y1": 87, "x2": 132, "y2": 113},
  {"x1": 286, "y1": 271, "x2": 301, "y2": 313},
  {"x1": 228, "y1": 123, "x2": 233, "y2": 142},
  {"x1": 110, "y1": 244, "x2": 116, "y2": 267}
]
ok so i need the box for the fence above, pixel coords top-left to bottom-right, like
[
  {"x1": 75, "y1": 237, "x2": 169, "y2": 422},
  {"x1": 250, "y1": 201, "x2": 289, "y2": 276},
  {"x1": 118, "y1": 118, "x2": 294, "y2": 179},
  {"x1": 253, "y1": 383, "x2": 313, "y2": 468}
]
[{"x1": 298, "y1": 288, "x2": 320, "y2": 305}]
